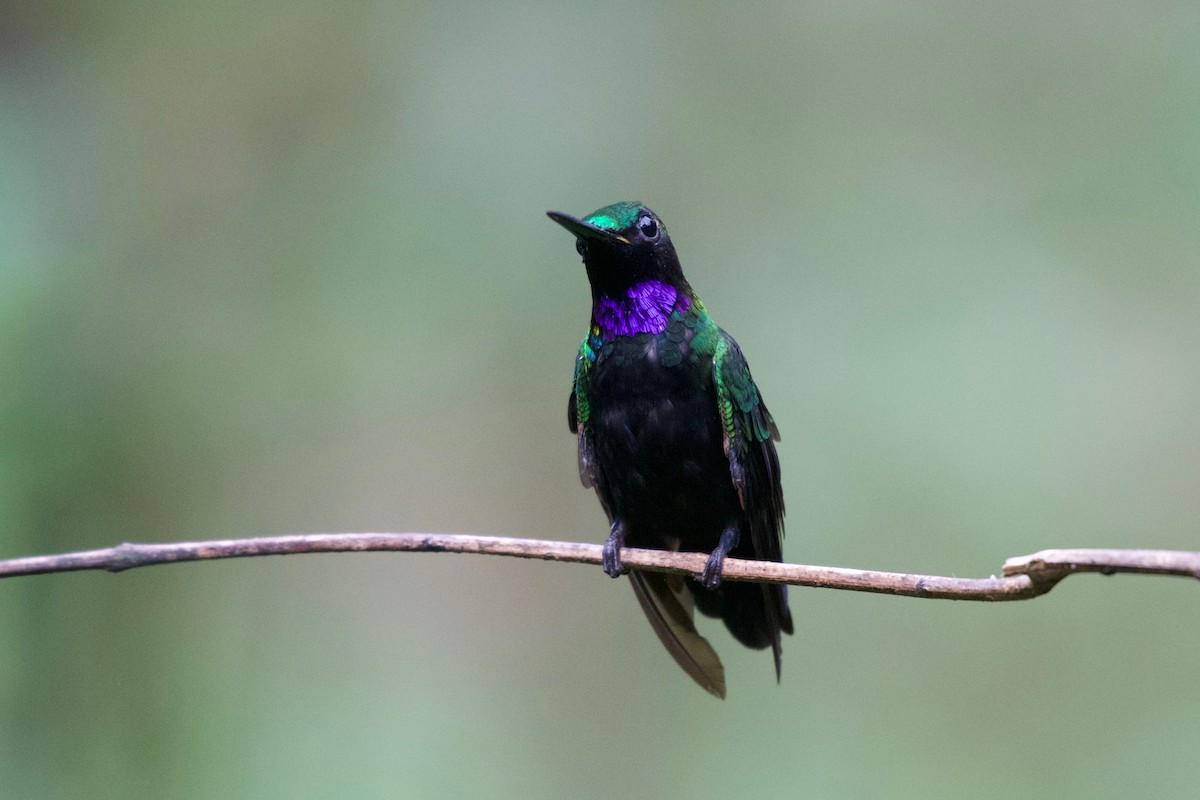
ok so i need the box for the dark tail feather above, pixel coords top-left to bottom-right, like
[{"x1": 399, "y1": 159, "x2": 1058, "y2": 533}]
[
  {"x1": 693, "y1": 580, "x2": 793, "y2": 682},
  {"x1": 628, "y1": 571, "x2": 727, "y2": 699}
]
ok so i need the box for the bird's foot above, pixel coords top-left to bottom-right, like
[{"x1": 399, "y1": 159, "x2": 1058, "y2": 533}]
[
  {"x1": 700, "y1": 550, "x2": 725, "y2": 589},
  {"x1": 602, "y1": 521, "x2": 628, "y2": 578},
  {"x1": 699, "y1": 524, "x2": 741, "y2": 589}
]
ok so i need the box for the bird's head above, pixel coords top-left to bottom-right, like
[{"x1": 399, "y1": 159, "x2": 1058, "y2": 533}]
[{"x1": 547, "y1": 201, "x2": 687, "y2": 300}]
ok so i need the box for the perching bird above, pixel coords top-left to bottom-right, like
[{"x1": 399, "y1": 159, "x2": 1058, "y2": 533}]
[{"x1": 548, "y1": 201, "x2": 792, "y2": 698}]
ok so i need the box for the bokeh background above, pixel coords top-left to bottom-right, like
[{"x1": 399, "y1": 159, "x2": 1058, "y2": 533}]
[{"x1": 3, "y1": 1, "x2": 1199, "y2": 797}]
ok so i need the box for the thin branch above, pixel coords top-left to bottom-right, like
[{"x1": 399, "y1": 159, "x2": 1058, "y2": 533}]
[{"x1": 0, "y1": 533, "x2": 1197, "y2": 601}]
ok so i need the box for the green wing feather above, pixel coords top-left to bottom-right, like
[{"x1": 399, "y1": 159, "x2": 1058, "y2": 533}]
[
  {"x1": 569, "y1": 338, "x2": 598, "y2": 489},
  {"x1": 711, "y1": 328, "x2": 786, "y2": 560}
]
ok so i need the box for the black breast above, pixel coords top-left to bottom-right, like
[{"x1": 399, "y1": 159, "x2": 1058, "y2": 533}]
[{"x1": 588, "y1": 335, "x2": 739, "y2": 552}]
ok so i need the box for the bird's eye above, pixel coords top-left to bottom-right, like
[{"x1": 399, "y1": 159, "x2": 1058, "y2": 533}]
[
  {"x1": 637, "y1": 214, "x2": 659, "y2": 239},
  {"x1": 575, "y1": 238, "x2": 588, "y2": 257}
]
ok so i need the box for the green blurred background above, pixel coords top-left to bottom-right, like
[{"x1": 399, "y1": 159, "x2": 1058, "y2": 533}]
[{"x1": 3, "y1": 1, "x2": 1199, "y2": 797}]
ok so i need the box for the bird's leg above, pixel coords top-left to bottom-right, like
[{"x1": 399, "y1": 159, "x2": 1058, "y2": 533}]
[
  {"x1": 602, "y1": 520, "x2": 628, "y2": 578},
  {"x1": 700, "y1": 524, "x2": 740, "y2": 589}
]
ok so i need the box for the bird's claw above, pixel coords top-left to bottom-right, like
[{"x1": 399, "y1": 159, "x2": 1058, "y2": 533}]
[
  {"x1": 602, "y1": 522, "x2": 627, "y2": 578},
  {"x1": 602, "y1": 541, "x2": 626, "y2": 578},
  {"x1": 699, "y1": 524, "x2": 739, "y2": 589},
  {"x1": 700, "y1": 550, "x2": 725, "y2": 589}
]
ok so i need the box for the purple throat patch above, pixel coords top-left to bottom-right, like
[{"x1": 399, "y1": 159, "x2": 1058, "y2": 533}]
[{"x1": 593, "y1": 280, "x2": 684, "y2": 337}]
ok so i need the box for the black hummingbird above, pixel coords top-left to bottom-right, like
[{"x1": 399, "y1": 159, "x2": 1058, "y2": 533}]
[{"x1": 548, "y1": 201, "x2": 792, "y2": 698}]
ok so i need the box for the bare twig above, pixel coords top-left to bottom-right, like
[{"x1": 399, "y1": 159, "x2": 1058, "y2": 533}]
[{"x1": 0, "y1": 533, "x2": 1196, "y2": 601}]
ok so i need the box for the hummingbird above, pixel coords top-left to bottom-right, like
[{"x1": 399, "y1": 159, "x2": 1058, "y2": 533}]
[{"x1": 548, "y1": 201, "x2": 792, "y2": 698}]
